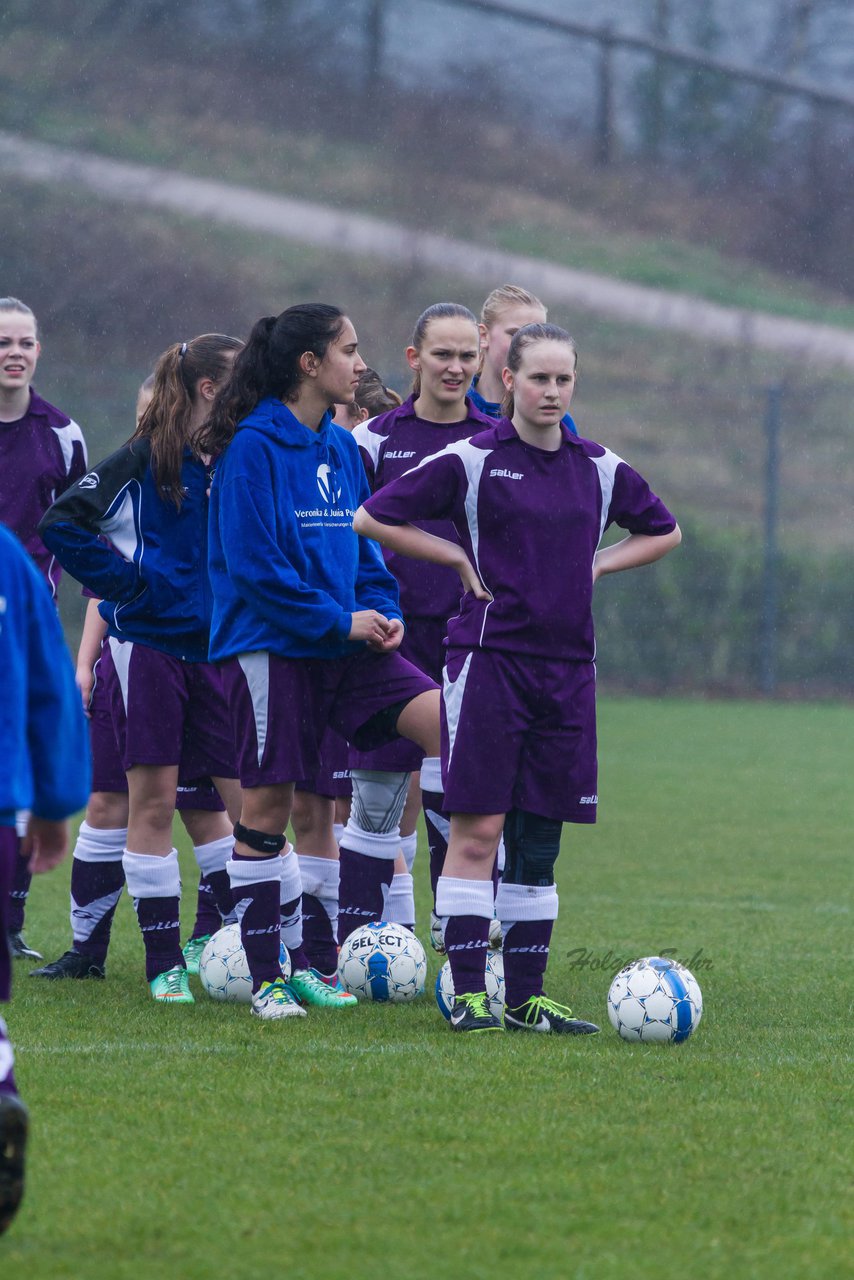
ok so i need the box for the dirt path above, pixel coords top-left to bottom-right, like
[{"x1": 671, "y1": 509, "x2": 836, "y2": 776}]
[{"x1": 3, "y1": 129, "x2": 853, "y2": 369}]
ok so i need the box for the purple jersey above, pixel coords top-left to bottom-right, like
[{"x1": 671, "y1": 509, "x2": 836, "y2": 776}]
[
  {"x1": 363, "y1": 418, "x2": 676, "y2": 662},
  {"x1": 353, "y1": 394, "x2": 492, "y2": 622},
  {"x1": 0, "y1": 389, "x2": 87, "y2": 595}
]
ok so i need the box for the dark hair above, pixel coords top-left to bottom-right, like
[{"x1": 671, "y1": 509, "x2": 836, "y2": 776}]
[
  {"x1": 350, "y1": 368, "x2": 401, "y2": 420},
  {"x1": 132, "y1": 333, "x2": 243, "y2": 508},
  {"x1": 409, "y1": 303, "x2": 478, "y2": 397},
  {"x1": 198, "y1": 304, "x2": 346, "y2": 455},
  {"x1": 501, "y1": 323, "x2": 578, "y2": 418}
]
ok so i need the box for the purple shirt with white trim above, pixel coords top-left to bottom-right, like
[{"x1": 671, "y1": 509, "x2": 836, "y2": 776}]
[
  {"x1": 353, "y1": 394, "x2": 492, "y2": 621},
  {"x1": 363, "y1": 418, "x2": 676, "y2": 662},
  {"x1": 0, "y1": 389, "x2": 87, "y2": 595}
]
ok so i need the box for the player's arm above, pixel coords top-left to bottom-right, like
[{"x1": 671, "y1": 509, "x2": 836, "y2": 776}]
[
  {"x1": 354, "y1": 448, "x2": 491, "y2": 600},
  {"x1": 38, "y1": 442, "x2": 148, "y2": 601},
  {"x1": 76, "y1": 595, "x2": 108, "y2": 712},
  {"x1": 593, "y1": 526, "x2": 681, "y2": 583}
]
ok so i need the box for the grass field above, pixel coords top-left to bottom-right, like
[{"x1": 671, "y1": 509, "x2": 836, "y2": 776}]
[{"x1": 3, "y1": 697, "x2": 851, "y2": 1279}]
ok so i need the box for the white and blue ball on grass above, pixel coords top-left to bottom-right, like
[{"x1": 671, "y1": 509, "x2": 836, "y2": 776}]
[
  {"x1": 337, "y1": 921, "x2": 427, "y2": 1002},
  {"x1": 435, "y1": 951, "x2": 505, "y2": 1021},
  {"x1": 199, "y1": 923, "x2": 291, "y2": 1003},
  {"x1": 607, "y1": 956, "x2": 703, "y2": 1043}
]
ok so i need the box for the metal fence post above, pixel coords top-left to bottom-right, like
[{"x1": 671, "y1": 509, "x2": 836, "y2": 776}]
[
  {"x1": 760, "y1": 384, "x2": 782, "y2": 695},
  {"x1": 595, "y1": 23, "x2": 616, "y2": 166}
]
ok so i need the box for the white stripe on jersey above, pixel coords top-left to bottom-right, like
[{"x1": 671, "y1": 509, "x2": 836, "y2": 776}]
[
  {"x1": 50, "y1": 417, "x2": 87, "y2": 474},
  {"x1": 237, "y1": 650, "x2": 270, "y2": 767},
  {"x1": 442, "y1": 651, "x2": 473, "y2": 771},
  {"x1": 352, "y1": 415, "x2": 383, "y2": 473},
  {"x1": 100, "y1": 484, "x2": 143, "y2": 562},
  {"x1": 108, "y1": 636, "x2": 134, "y2": 713},
  {"x1": 590, "y1": 447, "x2": 624, "y2": 546}
]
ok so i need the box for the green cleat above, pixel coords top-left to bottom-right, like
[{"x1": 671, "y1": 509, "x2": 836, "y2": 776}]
[
  {"x1": 181, "y1": 934, "x2": 212, "y2": 976},
  {"x1": 449, "y1": 990, "x2": 504, "y2": 1033},
  {"x1": 504, "y1": 994, "x2": 599, "y2": 1035},
  {"x1": 288, "y1": 967, "x2": 358, "y2": 1008},
  {"x1": 150, "y1": 965, "x2": 194, "y2": 1004}
]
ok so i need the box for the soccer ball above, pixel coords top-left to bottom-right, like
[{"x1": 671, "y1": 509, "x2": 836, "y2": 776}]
[
  {"x1": 337, "y1": 921, "x2": 426, "y2": 1002},
  {"x1": 607, "y1": 956, "x2": 703, "y2": 1043},
  {"x1": 435, "y1": 951, "x2": 505, "y2": 1021},
  {"x1": 199, "y1": 923, "x2": 291, "y2": 1003}
]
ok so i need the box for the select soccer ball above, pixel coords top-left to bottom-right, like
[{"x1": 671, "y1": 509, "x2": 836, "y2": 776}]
[
  {"x1": 199, "y1": 923, "x2": 291, "y2": 1003},
  {"x1": 607, "y1": 956, "x2": 703, "y2": 1043},
  {"x1": 337, "y1": 921, "x2": 427, "y2": 1002},
  {"x1": 435, "y1": 951, "x2": 505, "y2": 1021}
]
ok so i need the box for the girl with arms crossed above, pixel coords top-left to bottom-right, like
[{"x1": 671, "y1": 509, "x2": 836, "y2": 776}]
[
  {"x1": 355, "y1": 323, "x2": 681, "y2": 1033},
  {"x1": 39, "y1": 335, "x2": 243, "y2": 1004},
  {"x1": 199, "y1": 304, "x2": 442, "y2": 1021}
]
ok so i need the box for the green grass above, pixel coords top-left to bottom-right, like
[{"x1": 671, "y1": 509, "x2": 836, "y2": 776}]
[{"x1": 4, "y1": 698, "x2": 851, "y2": 1278}]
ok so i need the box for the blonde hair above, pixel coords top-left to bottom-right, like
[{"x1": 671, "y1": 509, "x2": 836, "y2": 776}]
[
  {"x1": 479, "y1": 284, "x2": 546, "y2": 330},
  {"x1": 0, "y1": 296, "x2": 38, "y2": 338}
]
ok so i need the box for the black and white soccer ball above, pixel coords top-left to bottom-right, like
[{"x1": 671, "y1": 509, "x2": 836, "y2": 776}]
[
  {"x1": 199, "y1": 923, "x2": 291, "y2": 1003},
  {"x1": 337, "y1": 921, "x2": 427, "y2": 1002},
  {"x1": 607, "y1": 956, "x2": 703, "y2": 1043}
]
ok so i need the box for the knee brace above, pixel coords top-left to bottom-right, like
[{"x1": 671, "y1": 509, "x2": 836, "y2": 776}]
[
  {"x1": 501, "y1": 809, "x2": 562, "y2": 887},
  {"x1": 349, "y1": 771, "x2": 411, "y2": 835}
]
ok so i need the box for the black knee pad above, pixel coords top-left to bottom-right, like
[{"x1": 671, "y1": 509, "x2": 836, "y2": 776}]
[{"x1": 502, "y1": 809, "x2": 562, "y2": 886}]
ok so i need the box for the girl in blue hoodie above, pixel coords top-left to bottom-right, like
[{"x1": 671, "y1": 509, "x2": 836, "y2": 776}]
[
  {"x1": 201, "y1": 303, "x2": 442, "y2": 1021},
  {"x1": 39, "y1": 334, "x2": 244, "y2": 1005}
]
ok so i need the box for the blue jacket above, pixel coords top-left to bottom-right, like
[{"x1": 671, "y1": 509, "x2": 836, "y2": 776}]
[
  {"x1": 208, "y1": 398, "x2": 401, "y2": 661},
  {"x1": 0, "y1": 523, "x2": 90, "y2": 825},
  {"x1": 38, "y1": 440, "x2": 214, "y2": 662}
]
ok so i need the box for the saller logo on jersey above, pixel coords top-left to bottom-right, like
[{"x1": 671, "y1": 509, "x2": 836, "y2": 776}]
[
  {"x1": 316, "y1": 463, "x2": 341, "y2": 506},
  {"x1": 579, "y1": 795, "x2": 598, "y2": 805},
  {"x1": 490, "y1": 468, "x2": 523, "y2": 480},
  {"x1": 78, "y1": 472, "x2": 100, "y2": 489},
  {"x1": 385, "y1": 450, "x2": 417, "y2": 460}
]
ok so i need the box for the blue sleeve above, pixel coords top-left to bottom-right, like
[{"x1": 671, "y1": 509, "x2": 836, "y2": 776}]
[
  {"x1": 22, "y1": 550, "x2": 91, "y2": 818},
  {"x1": 40, "y1": 520, "x2": 139, "y2": 602},
  {"x1": 217, "y1": 468, "x2": 353, "y2": 645}
]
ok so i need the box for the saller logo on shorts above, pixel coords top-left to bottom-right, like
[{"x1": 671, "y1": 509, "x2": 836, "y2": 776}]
[
  {"x1": 579, "y1": 795, "x2": 598, "y2": 805},
  {"x1": 316, "y1": 463, "x2": 341, "y2": 506}
]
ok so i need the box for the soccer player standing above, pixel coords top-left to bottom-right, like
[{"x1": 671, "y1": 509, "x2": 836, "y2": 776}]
[
  {"x1": 344, "y1": 304, "x2": 492, "y2": 939},
  {"x1": 39, "y1": 335, "x2": 243, "y2": 1004},
  {"x1": 0, "y1": 298, "x2": 88, "y2": 962},
  {"x1": 355, "y1": 323, "x2": 681, "y2": 1033},
  {"x1": 199, "y1": 303, "x2": 442, "y2": 1020},
  {"x1": 0, "y1": 523, "x2": 90, "y2": 1234}
]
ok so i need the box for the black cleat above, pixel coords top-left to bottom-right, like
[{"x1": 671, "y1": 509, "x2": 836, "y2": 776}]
[
  {"x1": 8, "y1": 932, "x2": 42, "y2": 961},
  {"x1": 0, "y1": 1092, "x2": 28, "y2": 1237},
  {"x1": 505, "y1": 994, "x2": 600, "y2": 1035},
  {"x1": 29, "y1": 950, "x2": 105, "y2": 980},
  {"x1": 449, "y1": 991, "x2": 504, "y2": 1033}
]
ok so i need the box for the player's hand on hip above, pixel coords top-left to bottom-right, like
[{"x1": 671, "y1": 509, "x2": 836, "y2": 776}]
[
  {"x1": 457, "y1": 557, "x2": 492, "y2": 602},
  {"x1": 22, "y1": 817, "x2": 71, "y2": 874}
]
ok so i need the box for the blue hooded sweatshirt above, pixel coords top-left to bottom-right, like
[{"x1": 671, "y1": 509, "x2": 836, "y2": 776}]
[{"x1": 207, "y1": 398, "x2": 402, "y2": 662}]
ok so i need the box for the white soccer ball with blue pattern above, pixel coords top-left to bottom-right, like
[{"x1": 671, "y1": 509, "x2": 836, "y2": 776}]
[
  {"x1": 199, "y1": 923, "x2": 291, "y2": 1004},
  {"x1": 435, "y1": 951, "x2": 505, "y2": 1021},
  {"x1": 337, "y1": 921, "x2": 427, "y2": 1002},
  {"x1": 607, "y1": 956, "x2": 703, "y2": 1043}
]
